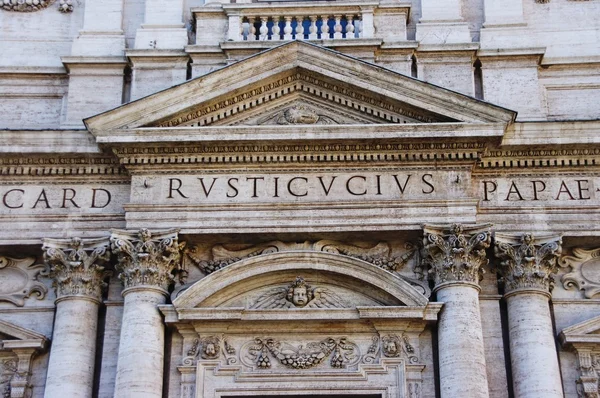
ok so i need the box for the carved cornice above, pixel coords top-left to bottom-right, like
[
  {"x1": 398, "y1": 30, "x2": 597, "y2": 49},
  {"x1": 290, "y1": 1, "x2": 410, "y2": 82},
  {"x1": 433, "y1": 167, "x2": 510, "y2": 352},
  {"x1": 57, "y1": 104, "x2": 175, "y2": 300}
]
[
  {"x1": 112, "y1": 139, "x2": 486, "y2": 169},
  {"x1": 421, "y1": 223, "x2": 492, "y2": 287},
  {"x1": 0, "y1": 256, "x2": 47, "y2": 306},
  {"x1": 479, "y1": 147, "x2": 600, "y2": 170},
  {"x1": 494, "y1": 233, "x2": 562, "y2": 294},
  {"x1": 42, "y1": 237, "x2": 111, "y2": 301},
  {"x1": 110, "y1": 228, "x2": 184, "y2": 292},
  {"x1": 152, "y1": 71, "x2": 444, "y2": 128},
  {"x1": 0, "y1": 155, "x2": 126, "y2": 178},
  {"x1": 560, "y1": 248, "x2": 600, "y2": 299}
]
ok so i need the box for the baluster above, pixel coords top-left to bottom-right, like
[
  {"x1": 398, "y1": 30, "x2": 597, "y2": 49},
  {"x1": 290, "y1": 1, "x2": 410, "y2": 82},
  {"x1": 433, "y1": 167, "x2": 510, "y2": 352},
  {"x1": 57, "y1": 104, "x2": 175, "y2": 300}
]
[
  {"x1": 295, "y1": 16, "x2": 305, "y2": 40},
  {"x1": 321, "y1": 15, "x2": 330, "y2": 39},
  {"x1": 240, "y1": 18, "x2": 245, "y2": 41},
  {"x1": 333, "y1": 15, "x2": 343, "y2": 39},
  {"x1": 345, "y1": 15, "x2": 355, "y2": 39},
  {"x1": 283, "y1": 16, "x2": 293, "y2": 40},
  {"x1": 308, "y1": 15, "x2": 318, "y2": 40},
  {"x1": 272, "y1": 16, "x2": 281, "y2": 40},
  {"x1": 259, "y1": 16, "x2": 268, "y2": 40},
  {"x1": 358, "y1": 16, "x2": 363, "y2": 38},
  {"x1": 249, "y1": 18, "x2": 257, "y2": 41}
]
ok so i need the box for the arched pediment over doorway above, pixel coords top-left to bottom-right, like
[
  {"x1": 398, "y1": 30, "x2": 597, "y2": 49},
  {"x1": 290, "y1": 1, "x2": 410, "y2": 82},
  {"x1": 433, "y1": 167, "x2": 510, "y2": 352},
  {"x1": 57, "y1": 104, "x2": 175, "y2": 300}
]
[{"x1": 173, "y1": 251, "x2": 431, "y2": 310}]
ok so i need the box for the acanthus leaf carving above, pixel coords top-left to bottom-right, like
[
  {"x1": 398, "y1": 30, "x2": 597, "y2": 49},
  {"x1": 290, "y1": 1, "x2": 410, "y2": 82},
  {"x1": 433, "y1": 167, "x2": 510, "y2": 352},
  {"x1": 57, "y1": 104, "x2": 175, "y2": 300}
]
[
  {"x1": 0, "y1": 256, "x2": 47, "y2": 307},
  {"x1": 495, "y1": 233, "x2": 562, "y2": 294},
  {"x1": 42, "y1": 237, "x2": 111, "y2": 301},
  {"x1": 110, "y1": 228, "x2": 185, "y2": 291},
  {"x1": 560, "y1": 248, "x2": 600, "y2": 299},
  {"x1": 251, "y1": 276, "x2": 345, "y2": 309},
  {"x1": 421, "y1": 224, "x2": 491, "y2": 286}
]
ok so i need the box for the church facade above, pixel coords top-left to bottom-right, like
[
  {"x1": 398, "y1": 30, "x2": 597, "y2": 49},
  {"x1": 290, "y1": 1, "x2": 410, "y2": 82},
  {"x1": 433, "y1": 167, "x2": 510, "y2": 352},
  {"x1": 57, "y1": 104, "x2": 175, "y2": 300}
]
[{"x1": 1, "y1": 0, "x2": 600, "y2": 397}]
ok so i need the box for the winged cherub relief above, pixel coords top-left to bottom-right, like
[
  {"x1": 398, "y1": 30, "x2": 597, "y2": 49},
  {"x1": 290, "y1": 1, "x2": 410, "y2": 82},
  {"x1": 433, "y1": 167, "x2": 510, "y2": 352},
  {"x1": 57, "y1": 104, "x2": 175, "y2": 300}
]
[{"x1": 251, "y1": 277, "x2": 345, "y2": 309}]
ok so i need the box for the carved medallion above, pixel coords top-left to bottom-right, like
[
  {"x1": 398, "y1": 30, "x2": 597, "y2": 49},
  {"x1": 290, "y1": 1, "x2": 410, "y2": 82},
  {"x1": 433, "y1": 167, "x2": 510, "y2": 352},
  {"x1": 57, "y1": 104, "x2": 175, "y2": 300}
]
[
  {"x1": 251, "y1": 277, "x2": 344, "y2": 309},
  {"x1": 561, "y1": 248, "x2": 600, "y2": 298},
  {"x1": 0, "y1": 256, "x2": 47, "y2": 306}
]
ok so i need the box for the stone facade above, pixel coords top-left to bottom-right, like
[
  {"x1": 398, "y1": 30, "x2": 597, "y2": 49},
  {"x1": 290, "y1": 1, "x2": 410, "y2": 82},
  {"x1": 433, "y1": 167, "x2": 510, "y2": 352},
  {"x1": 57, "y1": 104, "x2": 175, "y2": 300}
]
[{"x1": 1, "y1": 0, "x2": 600, "y2": 396}]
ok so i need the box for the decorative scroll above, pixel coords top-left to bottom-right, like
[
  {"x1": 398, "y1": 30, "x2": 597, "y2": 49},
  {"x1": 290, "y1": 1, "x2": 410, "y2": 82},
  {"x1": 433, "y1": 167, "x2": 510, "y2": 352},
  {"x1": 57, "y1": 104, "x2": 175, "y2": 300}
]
[
  {"x1": 495, "y1": 233, "x2": 562, "y2": 293},
  {"x1": 421, "y1": 224, "x2": 491, "y2": 286},
  {"x1": 246, "y1": 337, "x2": 358, "y2": 370},
  {"x1": 0, "y1": 256, "x2": 47, "y2": 307},
  {"x1": 561, "y1": 248, "x2": 600, "y2": 299},
  {"x1": 185, "y1": 240, "x2": 416, "y2": 275},
  {"x1": 42, "y1": 237, "x2": 110, "y2": 301},
  {"x1": 251, "y1": 276, "x2": 345, "y2": 309}
]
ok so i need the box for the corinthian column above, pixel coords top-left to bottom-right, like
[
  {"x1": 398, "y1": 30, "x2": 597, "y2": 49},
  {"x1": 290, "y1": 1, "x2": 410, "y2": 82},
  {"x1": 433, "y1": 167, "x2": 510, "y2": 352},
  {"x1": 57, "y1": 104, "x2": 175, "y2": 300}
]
[
  {"x1": 422, "y1": 224, "x2": 491, "y2": 398},
  {"x1": 111, "y1": 228, "x2": 183, "y2": 398},
  {"x1": 494, "y1": 233, "x2": 564, "y2": 398},
  {"x1": 42, "y1": 237, "x2": 111, "y2": 398}
]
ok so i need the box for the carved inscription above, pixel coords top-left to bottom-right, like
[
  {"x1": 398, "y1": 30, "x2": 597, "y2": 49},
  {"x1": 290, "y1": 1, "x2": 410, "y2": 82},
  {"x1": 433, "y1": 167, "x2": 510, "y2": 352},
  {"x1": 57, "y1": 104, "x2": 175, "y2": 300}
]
[
  {"x1": 0, "y1": 185, "x2": 128, "y2": 213},
  {"x1": 479, "y1": 177, "x2": 598, "y2": 204}
]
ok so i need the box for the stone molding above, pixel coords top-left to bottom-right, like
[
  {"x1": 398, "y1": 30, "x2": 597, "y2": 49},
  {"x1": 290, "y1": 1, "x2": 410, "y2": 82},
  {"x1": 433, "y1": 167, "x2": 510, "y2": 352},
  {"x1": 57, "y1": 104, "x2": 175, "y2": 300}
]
[
  {"x1": 0, "y1": 256, "x2": 47, "y2": 306},
  {"x1": 110, "y1": 228, "x2": 184, "y2": 292},
  {"x1": 42, "y1": 237, "x2": 111, "y2": 301},
  {"x1": 494, "y1": 232, "x2": 562, "y2": 294},
  {"x1": 421, "y1": 223, "x2": 492, "y2": 287}
]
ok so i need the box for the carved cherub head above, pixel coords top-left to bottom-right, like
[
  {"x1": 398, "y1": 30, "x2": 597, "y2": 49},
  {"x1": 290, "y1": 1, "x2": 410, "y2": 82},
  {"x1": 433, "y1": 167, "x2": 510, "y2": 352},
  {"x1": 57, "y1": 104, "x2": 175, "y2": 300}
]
[{"x1": 286, "y1": 277, "x2": 314, "y2": 307}]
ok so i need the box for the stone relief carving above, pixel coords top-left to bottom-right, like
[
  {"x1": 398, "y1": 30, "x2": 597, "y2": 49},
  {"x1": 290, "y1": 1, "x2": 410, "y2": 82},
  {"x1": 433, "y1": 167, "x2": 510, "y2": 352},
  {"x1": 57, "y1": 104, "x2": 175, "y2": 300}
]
[
  {"x1": 57, "y1": 0, "x2": 72, "y2": 12},
  {"x1": 111, "y1": 228, "x2": 185, "y2": 290},
  {"x1": 560, "y1": 248, "x2": 600, "y2": 298},
  {"x1": 1, "y1": 0, "x2": 56, "y2": 12},
  {"x1": 0, "y1": 256, "x2": 47, "y2": 307},
  {"x1": 244, "y1": 337, "x2": 358, "y2": 370},
  {"x1": 0, "y1": 358, "x2": 16, "y2": 398},
  {"x1": 574, "y1": 350, "x2": 600, "y2": 398},
  {"x1": 381, "y1": 334, "x2": 419, "y2": 364},
  {"x1": 258, "y1": 105, "x2": 338, "y2": 125},
  {"x1": 184, "y1": 240, "x2": 429, "y2": 296},
  {"x1": 421, "y1": 224, "x2": 491, "y2": 285},
  {"x1": 182, "y1": 335, "x2": 237, "y2": 366},
  {"x1": 251, "y1": 276, "x2": 345, "y2": 309},
  {"x1": 42, "y1": 237, "x2": 111, "y2": 301},
  {"x1": 494, "y1": 233, "x2": 562, "y2": 293}
]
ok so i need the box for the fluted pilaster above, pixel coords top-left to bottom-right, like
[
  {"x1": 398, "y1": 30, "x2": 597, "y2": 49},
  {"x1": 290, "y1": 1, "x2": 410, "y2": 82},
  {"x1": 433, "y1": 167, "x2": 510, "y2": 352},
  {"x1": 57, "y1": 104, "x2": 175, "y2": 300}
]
[
  {"x1": 495, "y1": 233, "x2": 563, "y2": 398},
  {"x1": 422, "y1": 223, "x2": 491, "y2": 398}
]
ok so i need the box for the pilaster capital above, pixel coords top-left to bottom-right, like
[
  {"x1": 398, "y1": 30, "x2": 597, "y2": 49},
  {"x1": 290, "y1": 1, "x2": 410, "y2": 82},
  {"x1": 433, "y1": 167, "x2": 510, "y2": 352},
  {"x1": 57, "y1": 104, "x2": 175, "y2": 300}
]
[
  {"x1": 110, "y1": 228, "x2": 184, "y2": 292},
  {"x1": 421, "y1": 223, "x2": 492, "y2": 287},
  {"x1": 42, "y1": 237, "x2": 111, "y2": 301},
  {"x1": 494, "y1": 232, "x2": 562, "y2": 295}
]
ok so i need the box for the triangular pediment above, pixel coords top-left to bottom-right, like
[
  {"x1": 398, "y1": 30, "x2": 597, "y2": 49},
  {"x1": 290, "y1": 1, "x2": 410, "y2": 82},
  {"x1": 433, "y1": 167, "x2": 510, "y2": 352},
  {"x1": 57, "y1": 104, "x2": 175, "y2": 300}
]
[
  {"x1": 560, "y1": 315, "x2": 600, "y2": 346},
  {"x1": 0, "y1": 319, "x2": 48, "y2": 350},
  {"x1": 84, "y1": 41, "x2": 516, "y2": 138}
]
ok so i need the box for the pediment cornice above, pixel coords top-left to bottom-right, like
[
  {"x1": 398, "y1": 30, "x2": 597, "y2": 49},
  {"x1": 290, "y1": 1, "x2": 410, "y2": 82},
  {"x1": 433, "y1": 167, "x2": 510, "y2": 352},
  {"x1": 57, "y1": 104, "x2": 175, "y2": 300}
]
[
  {"x1": 84, "y1": 41, "x2": 516, "y2": 142},
  {"x1": 560, "y1": 315, "x2": 600, "y2": 346}
]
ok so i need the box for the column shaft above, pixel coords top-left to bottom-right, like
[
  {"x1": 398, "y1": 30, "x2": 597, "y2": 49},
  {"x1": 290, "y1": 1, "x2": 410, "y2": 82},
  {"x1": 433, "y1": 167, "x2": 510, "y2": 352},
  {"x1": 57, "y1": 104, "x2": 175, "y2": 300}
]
[
  {"x1": 506, "y1": 291, "x2": 563, "y2": 398},
  {"x1": 437, "y1": 284, "x2": 489, "y2": 398},
  {"x1": 114, "y1": 288, "x2": 167, "y2": 398},
  {"x1": 44, "y1": 298, "x2": 99, "y2": 398}
]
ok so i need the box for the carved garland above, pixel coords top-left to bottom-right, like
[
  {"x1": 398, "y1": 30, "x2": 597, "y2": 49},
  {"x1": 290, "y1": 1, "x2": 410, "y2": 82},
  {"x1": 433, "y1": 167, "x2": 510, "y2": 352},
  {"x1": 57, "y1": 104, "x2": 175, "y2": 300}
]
[{"x1": 1, "y1": 0, "x2": 72, "y2": 12}]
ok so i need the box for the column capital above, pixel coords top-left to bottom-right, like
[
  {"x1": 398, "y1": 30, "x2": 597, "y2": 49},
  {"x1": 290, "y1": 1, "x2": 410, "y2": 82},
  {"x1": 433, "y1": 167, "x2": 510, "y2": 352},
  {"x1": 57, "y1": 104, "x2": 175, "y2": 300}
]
[
  {"x1": 421, "y1": 223, "x2": 492, "y2": 288},
  {"x1": 42, "y1": 237, "x2": 111, "y2": 302},
  {"x1": 494, "y1": 232, "x2": 562, "y2": 295},
  {"x1": 110, "y1": 228, "x2": 184, "y2": 292}
]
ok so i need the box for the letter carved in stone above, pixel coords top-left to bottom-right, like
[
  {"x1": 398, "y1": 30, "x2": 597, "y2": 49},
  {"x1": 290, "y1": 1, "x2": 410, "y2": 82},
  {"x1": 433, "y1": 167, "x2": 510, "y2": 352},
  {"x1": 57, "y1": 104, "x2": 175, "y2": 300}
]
[
  {"x1": 494, "y1": 233, "x2": 562, "y2": 293},
  {"x1": 110, "y1": 228, "x2": 184, "y2": 291},
  {"x1": 560, "y1": 248, "x2": 600, "y2": 298},
  {"x1": 251, "y1": 276, "x2": 345, "y2": 309},
  {"x1": 421, "y1": 224, "x2": 491, "y2": 285},
  {"x1": 42, "y1": 237, "x2": 110, "y2": 301},
  {"x1": 0, "y1": 256, "x2": 47, "y2": 306}
]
